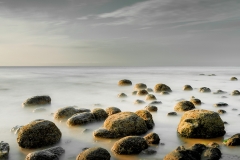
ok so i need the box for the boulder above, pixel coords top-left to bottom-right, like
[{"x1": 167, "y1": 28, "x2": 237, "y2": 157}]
[
  {"x1": 174, "y1": 101, "x2": 195, "y2": 112},
  {"x1": 137, "y1": 90, "x2": 148, "y2": 96},
  {"x1": 190, "y1": 98, "x2": 201, "y2": 105},
  {"x1": 76, "y1": 147, "x2": 111, "y2": 160},
  {"x1": 202, "y1": 147, "x2": 221, "y2": 160},
  {"x1": 231, "y1": 90, "x2": 240, "y2": 96},
  {"x1": 145, "y1": 94, "x2": 157, "y2": 101},
  {"x1": 141, "y1": 149, "x2": 157, "y2": 155},
  {"x1": 225, "y1": 133, "x2": 240, "y2": 146},
  {"x1": 93, "y1": 129, "x2": 115, "y2": 138},
  {"x1": 92, "y1": 108, "x2": 108, "y2": 121},
  {"x1": 25, "y1": 146, "x2": 65, "y2": 160},
  {"x1": 144, "y1": 132, "x2": 160, "y2": 144},
  {"x1": 154, "y1": 83, "x2": 172, "y2": 93},
  {"x1": 164, "y1": 146, "x2": 200, "y2": 160},
  {"x1": 218, "y1": 110, "x2": 226, "y2": 114},
  {"x1": 134, "y1": 83, "x2": 147, "y2": 90},
  {"x1": 177, "y1": 110, "x2": 225, "y2": 138},
  {"x1": 214, "y1": 102, "x2": 228, "y2": 107},
  {"x1": 112, "y1": 136, "x2": 148, "y2": 155},
  {"x1": 105, "y1": 107, "x2": 121, "y2": 116},
  {"x1": 54, "y1": 106, "x2": 90, "y2": 120},
  {"x1": 134, "y1": 99, "x2": 145, "y2": 104},
  {"x1": 22, "y1": 96, "x2": 51, "y2": 107},
  {"x1": 67, "y1": 112, "x2": 95, "y2": 126},
  {"x1": 183, "y1": 85, "x2": 193, "y2": 91},
  {"x1": 118, "y1": 79, "x2": 132, "y2": 86},
  {"x1": 145, "y1": 105, "x2": 158, "y2": 112},
  {"x1": 135, "y1": 110, "x2": 154, "y2": 129},
  {"x1": 199, "y1": 87, "x2": 211, "y2": 93},
  {"x1": 230, "y1": 77, "x2": 238, "y2": 81},
  {"x1": 0, "y1": 141, "x2": 10, "y2": 159},
  {"x1": 17, "y1": 120, "x2": 61, "y2": 148},
  {"x1": 118, "y1": 93, "x2": 127, "y2": 98}
]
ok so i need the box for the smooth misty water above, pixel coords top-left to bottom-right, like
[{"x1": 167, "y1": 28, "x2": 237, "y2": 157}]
[{"x1": 0, "y1": 66, "x2": 240, "y2": 160}]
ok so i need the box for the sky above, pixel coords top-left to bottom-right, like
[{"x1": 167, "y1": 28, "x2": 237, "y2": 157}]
[{"x1": 0, "y1": 0, "x2": 240, "y2": 66}]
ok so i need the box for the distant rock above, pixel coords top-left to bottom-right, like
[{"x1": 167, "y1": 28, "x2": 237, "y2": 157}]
[
  {"x1": 146, "y1": 88, "x2": 153, "y2": 92},
  {"x1": 218, "y1": 109, "x2": 226, "y2": 114},
  {"x1": 144, "y1": 132, "x2": 160, "y2": 144},
  {"x1": 190, "y1": 98, "x2": 202, "y2": 105},
  {"x1": 183, "y1": 85, "x2": 193, "y2": 91},
  {"x1": 230, "y1": 77, "x2": 238, "y2": 81},
  {"x1": 134, "y1": 83, "x2": 147, "y2": 90},
  {"x1": 149, "y1": 101, "x2": 162, "y2": 105},
  {"x1": 32, "y1": 107, "x2": 46, "y2": 113},
  {"x1": 76, "y1": 147, "x2": 111, "y2": 160},
  {"x1": 22, "y1": 95, "x2": 51, "y2": 107},
  {"x1": 54, "y1": 106, "x2": 90, "y2": 120},
  {"x1": 160, "y1": 91, "x2": 170, "y2": 95},
  {"x1": 154, "y1": 83, "x2": 172, "y2": 93},
  {"x1": 232, "y1": 90, "x2": 240, "y2": 96},
  {"x1": 105, "y1": 107, "x2": 121, "y2": 116},
  {"x1": 145, "y1": 94, "x2": 157, "y2": 101},
  {"x1": 137, "y1": 89, "x2": 148, "y2": 96},
  {"x1": 134, "y1": 99, "x2": 145, "y2": 104},
  {"x1": 67, "y1": 112, "x2": 95, "y2": 126},
  {"x1": 0, "y1": 141, "x2": 10, "y2": 159},
  {"x1": 168, "y1": 112, "x2": 177, "y2": 116},
  {"x1": 118, "y1": 79, "x2": 132, "y2": 86},
  {"x1": 145, "y1": 105, "x2": 158, "y2": 112},
  {"x1": 174, "y1": 101, "x2": 195, "y2": 112},
  {"x1": 118, "y1": 93, "x2": 127, "y2": 98},
  {"x1": 164, "y1": 146, "x2": 200, "y2": 160},
  {"x1": 199, "y1": 87, "x2": 211, "y2": 93},
  {"x1": 214, "y1": 102, "x2": 228, "y2": 107},
  {"x1": 132, "y1": 91, "x2": 137, "y2": 95},
  {"x1": 213, "y1": 90, "x2": 227, "y2": 94}
]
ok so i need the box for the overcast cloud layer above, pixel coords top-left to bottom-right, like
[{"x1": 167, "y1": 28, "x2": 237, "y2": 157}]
[{"x1": 0, "y1": 0, "x2": 240, "y2": 66}]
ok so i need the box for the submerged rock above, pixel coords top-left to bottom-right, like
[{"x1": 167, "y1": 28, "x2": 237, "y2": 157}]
[
  {"x1": 134, "y1": 83, "x2": 147, "y2": 90},
  {"x1": 160, "y1": 91, "x2": 170, "y2": 95},
  {"x1": 164, "y1": 146, "x2": 200, "y2": 160},
  {"x1": 218, "y1": 109, "x2": 226, "y2": 114},
  {"x1": 146, "y1": 88, "x2": 153, "y2": 92},
  {"x1": 132, "y1": 91, "x2": 137, "y2": 95},
  {"x1": 183, "y1": 85, "x2": 193, "y2": 91},
  {"x1": 32, "y1": 107, "x2": 46, "y2": 113},
  {"x1": 76, "y1": 147, "x2": 111, "y2": 160},
  {"x1": 0, "y1": 141, "x2": 10, "y2": 159},
  {"x1": 174, "y1": 101, "x2": 195, "y2": 112},
  {"x1": 134, "y1": 99, "x2": 145, "y2": 104},
  {"x1": 149, "y1": 101, "x2": 162, "y2": 105},
  {"x1": 213, "y1": 90, "x2": 227, "y2": 94},
  {"x1": 17, "y1": 120, "x2": 61, "y2": 149},
  {"x1": 168, "y1": 112, "x2": 177, "y2": 116},
  {"x1": 11, "y1": 125, "x2": 23, "y2": 135},
  {"x1": 202, "y1": 147, "x2": 222, "y2": 160},
  {"x1": 118, "y1": 79, "x2": 132, "y2": 86},
  {"x1": 105, "y1": 107, "x2": 121, "y2": 116},
  {"x1": 67, "y1": 112, "x2": 95, "y2": 126},
  {"x1": 154, "y1": 83, "x2": 172, "y2": 93},
  {"x1": 190, "y1": 98, "x2": 202, "y2": 105},
  {"x1": 22, "y1": 95, "x2": 51, "y2": 107},
  {"x1": 54, "y1": 106, "x2": 90, "y2": 120},
  {"x1": 199, "y1": 87, "x2": 211, "y2": 93}
]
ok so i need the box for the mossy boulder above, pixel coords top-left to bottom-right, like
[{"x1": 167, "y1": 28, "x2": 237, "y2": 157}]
[
  {"x1": 144, "y1": 132, "x2": 160, "y2": 144},
  {"x1": 92, "y1": 108, "x2": 108, "y2": 121}
]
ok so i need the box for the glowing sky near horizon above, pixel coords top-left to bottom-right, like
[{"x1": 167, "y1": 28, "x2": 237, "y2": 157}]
[{"x1": 0, "y1": 0, "x2": 240, "y2": 66}]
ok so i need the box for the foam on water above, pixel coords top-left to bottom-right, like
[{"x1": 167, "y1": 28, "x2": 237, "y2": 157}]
[{"x1": 0, "y1": 66, "x2": 240, "y2": 159}]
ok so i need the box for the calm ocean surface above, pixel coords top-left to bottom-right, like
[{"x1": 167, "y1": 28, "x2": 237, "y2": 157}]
[{"x1": 0, "y1": 66, "x2": 240, "y2": 159}]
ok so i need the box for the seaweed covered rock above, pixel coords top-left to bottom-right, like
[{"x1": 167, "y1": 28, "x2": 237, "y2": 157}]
[
  {"x1": 112, "y1": 136, "x2": 148, "y2": 155},
  {"x1": 154, "y1": 84, "x2": 172, "y2": 93},
  {"x1": 67, "y1": 112, "x2": 95, "y2": 126},
  {"x1": 22, "y1": 95, "x2": 51, "y2": 107},
  {"x1": 105, "y1": 107, "x2": 121, "y2": 116},
  {"x1": 76, "y1": 147, "x2": 111, "y2": 160},
  {"x1": 0, "y1": 141, "x2": 10, "y2": 159},
  {"x1": 145, "y1": 94, "x2": 157, "y2": 101},
  {"x1": 25, "y1": 146, "x2": 65, "y2": 160},
  {"x1": 225, "y1": 133, "x2": 240, "y2": 146},
  {"x1": 183, "y1": 85, "x2": 193, "y2": 91},
  {"x1": 17, "y1": 120, "x2": 61, "y2": 148},
  {"x1": 135, "y1": 110, "x2": 154, "y2": 129},
  {"x1": 144, "y1": 132, "x2": 160, "y2": 144},
  {"x1": 134, "y1": 83, "x2": 147, "y2": 90},
  {"x1": 174, "y1": 101, "x2": 195, "y2": 112},
  {"x1": 118, "y1": 79, "x2": 132, "y2": 86},
  {"x1": 54, "y1": 106, "x2": 90, "y2": 120},
  {"x1": 177, "y1": 109, "x2": 225, "y2": 138},
  {"x1": 92, "y1": 108, "x2": 108, "y2": 121},
  {"x1": 199, "y1": 87, "x2": 211, "y2": 93},
  {"x1": 137, "y1": 90, "x2": 148, "y2": 96}
]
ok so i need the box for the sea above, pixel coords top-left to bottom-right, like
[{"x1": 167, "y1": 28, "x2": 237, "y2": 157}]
[{"x1": 0, "y1": 66, "x2": 240, "y2": 159}]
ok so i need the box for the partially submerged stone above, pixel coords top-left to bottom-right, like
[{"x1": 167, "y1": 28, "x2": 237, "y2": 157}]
[
  {"x1": 105, "y1": 107, "x2": 121, "y2": 116},
  {"x1": 232, "y1": 90, "x2": 240, "y2": 96},
  {"x1": 134, "y1": 83, "x2": 147, "y2": 90},
  {"x1": 118, "y1": 93, "x2": 127, "y2": 98},
  {"x1": 160, "y1": 91, "x2": 170, "y2": 95},
  {"x1": 54, "y1": 106, "x2": 90, "y2": 120},
  {"x1": 137, "y1": 90, "x2": 148, "y2": 96},
  {"x1": 230, "y1": 77, "x2": 238, "y2": 81},
  {"x1": 164, "y1": 146, "x2": 200, "y2": 160},
  {"x1": 213, "y1": 90, "x2": 227, "y2": 94},
  {"x1": 149, "y1": 101, "x2": 162, "y2": 105},
  {"x1": 92, "y1": 108, "x2": 108, "y2": 121},
  {"x1": 22, "y1": 95, "x2": 51, "y2": 107},
  {"x1": 214, "y1": 102, "x2": 228, "y2": 107},
  {"x1": 146, "y1": 88, "x2": 153, "y2": 92},
  {"x1": 145, "y1": 105, "x2": 158, "y2": 112},
  {"x1": 145, "y1": 94, "x2": 157, "y2": 101},
  {"x1": 118, "y1": 79, "x2": 132, "y2": 86},
  {"x1": 174, "y1": 101, "x2": 195, "y2": 112},
  {"x1": 225, "y1": 133, "x2": 240, "y2": 146},
  {"x1": 190, "y1": 98, "x2": 202, "y2": 105},
  {"x1": 183, "y1": 85, "x2": 193, "y2": 91},
  {"x1": 168, "y1": 112, "x2": 177, "y2": 116},
  {"x1": 132, "y1": 91, "x2": 137, "y2": 95},
  {"x1": 199, "y1": 87, "x2": 211, "y2": 93},
  {"x1": 144, "y1": 132, "x2": 160, "y2": 144},
  {"x1": 32, "y1": 107, "x2": 46, "y2": 113},
  {"x1": 154, "y1": 83, "x2": 172, "y2": 93},
  {"x1": 135, "y1": 110, "x2": 154, "y2": 129},
  {"x1": 76, "y1": 147, "x2": 111, "y2": 160},
  {"x1": 218, "y1": 109, "x2": 226, "y2": 114},
  {"x1": 134, "y1": 99, "x2": 145, "y2": 104},
  {"x1": 0, "y1": 141, "x2": 10, "y2": 159},
  {"x1": 67, "y1": 112, "x2": 95, "y2": 126}
]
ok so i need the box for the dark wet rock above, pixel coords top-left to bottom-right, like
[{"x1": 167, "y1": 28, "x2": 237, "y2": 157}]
[
  {"x1": 141, "y1": 149, "x2": 157, "y2": 155},
  {"x1": 76, "y1": 147, "x2": 111, "y2": 160},
  {"x1": 218, "y1": 110, "x2": 226, "y2": 114},
  {"x1": 67, "y1": 112, "x2": 95, "y2": 126},
  {"x1": 146, "y1": 88, "x2": 153, "y2": 92},
  {"x1": 213, "y1": 90, "x2": 227, "y2": 94},
  {"x1": 25, "y1": 146, "x2": 65, "y2": 160},
  {"x1": 183, "y1": 85, "x2": 193, "y2": 91},
  {"x1": 190, "y1": 143, "x2": 207, "y2": 153},
  {"x1": 17, "y1": 120, "x2": 61, "y2": 149},
  {"x1": 32, "y1": 107, "x2": 46, "y2": 113},
  {"x1": 231, "y1": 77, "x2": 238, "y2": 81},
  {"x1": 232, "y1": 108, "x2": 238, "y2": 111},
  {"x1": 160, "y1": 91, "x2": 170, "y2": 95},
  {"x1": 177, "y1": 109, "x2": 225, "y2": 138},
  {"x1": 149, "y1": 101, "x2": 162, "y2": 105},
  {"x1": 11, "y1": 125, "x2": 23, "y2": 134},
  {"x1": 164, "y1": 146, "x2": 201, "y2": 160},
  {"x1": 174, "y1": 101, "x2": 195, "y2": 112},
  {"x1": 94, "y1": 112, "x2": 148, "y2": 138},
  {"x1": 214, "y1": 102, "x2": 228, "y2": 107},
  {"x1": 145, "y1": 94, "x2": 157, "y2": 101},
  {"x1": 199, "y1": 87, "x2": 211, "y2": 93},
  {"x1": 135, "y1": 110, "x2": 154, "y2": 129},
  {"x1": 209, "y1": 74, "x2": 216, "y2": 76},
  {"x1": 154, "y1": 83, "x2": 172, "y2": 93},
  {"x1": 137, "y1": 89, "x2": 148, "y2": 96},
  {"x1": 144, "y1": 132, "x2": 160, "y2": 144},
  {"x1": 225, "y1": 133, "x2": 240, "y2": 146},
  {"x1": 134, "y1": 99, "x2": 145, "y2": 104},
  {"x1": 0, "y1": 141, "x2": 10, "y2": 159},
  {"x1": 208, "y1": 142, "x2": 220, "y2": 148},
  {"x1": 92, "y1": 108, "x2": 108, "y2": 121},
  {"x1": 118, "y1": 93, "x2": 127, "y2": 98},
  {"x1": 132, "y1": 91, "x2": 137, "y2": 95},
  {"x1": 145, "y1": 105, "x2": 158, "y2": 112},
  {"x1": 105, "y1": 107, "x2": 121, "y2": 116},
  {"x1": 22, "y1": 95, "x2": 51, "y2": 107},
  {"x1": 134, "y1": 83, "x2": 147, "y2": 90},
  {"x1": 231, "y1": 90, "x2": 240, "y2": 96},
  {"x1": 202, "y1": 147, "x2": 221, "y2": 160},
  {"x1": 118, "y1": 79, "x2": 132, "y2": 86},
  {"x1": 112, "y1": 136, "x2": 148, "y2": 155},
  {"x1": 168, "y1": 112, "x2": 177, "y2": 116},
  {"x1": 54, "y1": 106, "x2": 90, "y2": 120},
  {"x1": 190, "y1": 98, "x2": 202, "y2": 105}
]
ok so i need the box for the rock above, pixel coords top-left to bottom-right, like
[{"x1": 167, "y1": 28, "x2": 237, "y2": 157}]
[
  {"x1": 93, "y1": 129, "x2": 115, "y2": 138},
  {"x1": 94, "y1": 112, "x2": 148, "y2": 138},
  {"x1": 132, "y1": 91, "x2": 137, "y2": 95},
  {"x1": 76, "y1": 147, "x2": 111, "y2": 160},
  {"x1": 214, "y1": 102, "x2": 228, "y2": 107},
  {"x1": 118, "y1": 93, "x2": 127, "y2": 98},
  {"x1": 190, "y1": 143, "x2": 207, "y2": 153},
  {"x1": 105, "y1": 107, "x2": 121, "y2": 116},
  {"x1": 168, "y1": 112, "x2": 177, "y2": 116},
  {"x1": 232, "y1": 90, "x2": 240, "y2": 96},
  {"x1": 199, "y1": 87, "x2": 211, "y2": 93},
  {"x1": 134, "y1": 83, "x2": 147, "y2": 90},
  {"x1": 32, "y1": 107, "x2": 46, "y2": 113},
  {"x1": 25, "y1": 146, "x2": 65, "y2": 160},
  {"x1": 144, "y1": 132, "x2": 160, "y2": 144},
  {"x1": 22, "y1": 95, "x2": 51, "y2": 107},
  {"x1": 231, "y1": 77, "x2": 238, "y2": 81},
  {"x1": 174, "y1": 101, "x2": 195, "y2": 112},
  {"x1": 149, "y1": 101, "x2": 162, "y2": 105},
  {"x1": 134, "y1": 99, "x2": 145, "y2": 104},
  {"x1": 164, "y1": 146, "x2": 201, "y2": 160},
  {"x1": 92, "y1": 108, "x2": 108, "y2": 121},
  {"x1": 141, "y1": 149, "x2": 157, "y2": 155},
  {"x1": 137, "y1": 89, "x2": 148, "y2": 96},
  {"x1": 177, "y1": 110, "x2": 225, "y2": 138},
  {"x1": 213, "y1": 90, "x2": 227, "y2": 94},
  {"x1": 208, "y1": 142, "x2": 220, "y2": 148},
  {"x1": 112, "y1": 136, "x2": 148, "y2": 155},
  {"x1": 190, "y1": 98, "x2": 202, "y2": 105},
  {"x1": 202, "y1": 147, "x2": 221, "y2": 160},
  {"x1": 232, "y1": 108, "x2": 238, "y2": 111},
  {"x1": 146, "y1": 88, "x2": 153, "y2": 92},
  {"x1": 135, "y1": 110, "x2": 154, "y2": 129},
  {"x1": 183, "y1": 85, "x2": 193, "y2": 91},
  {"x1": 54, "y1": 106, "x2": 90, "y2": 120},
  {"x1": 223, "y1": 121, "x2": 228, "y2": 124},
  {"x1": 17, "y1": 120, "x2": 61, "y2": 148},
  {"x1": 0, "y1": 141, "x2": 10, "y2": 159},
  {"x1": 221, "y1": 96, "x2": 228, "y2": 98},
  {"x1": 160, "y1": 91, "x2": 170, "y2": 95},
  {"x1": 67, "y1": 112, "x2": 95, "y2": 126},
  {"x1": 118, "y1": 79, "x2": 132, "y2": 86},
  {"x1": 218, "y1": 110, "x2": 226, "y2": 114},
  {"x1": 145, "y1": 105, "x2": 158, "y2": 112},
  {"x1": 225, "y1": 133, "x2": 240, "y2": 146},
  {"x1": 154, "y1": 84, "x2": 172, "y2": 93},
  {"x1": 145, "y1": 94, "x2": 157, "y2": 101},
  {"x1": 199, "y1": 74, "x2": 205, "y2": 75},
  {"x1": 209, "y1": 74, "x2": 216, "y2": 76}
]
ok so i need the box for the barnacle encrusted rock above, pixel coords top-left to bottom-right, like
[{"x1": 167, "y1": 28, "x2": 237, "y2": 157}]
[
  {"x1": 17, "y1": 120, "x2": 61, "y2": 148},
  {"x1": 135, "y1": 110, "x2": 154, "y2": 129},
  {"x1": 177, "y1": 109, "x2": 225, "y2": 138}
]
